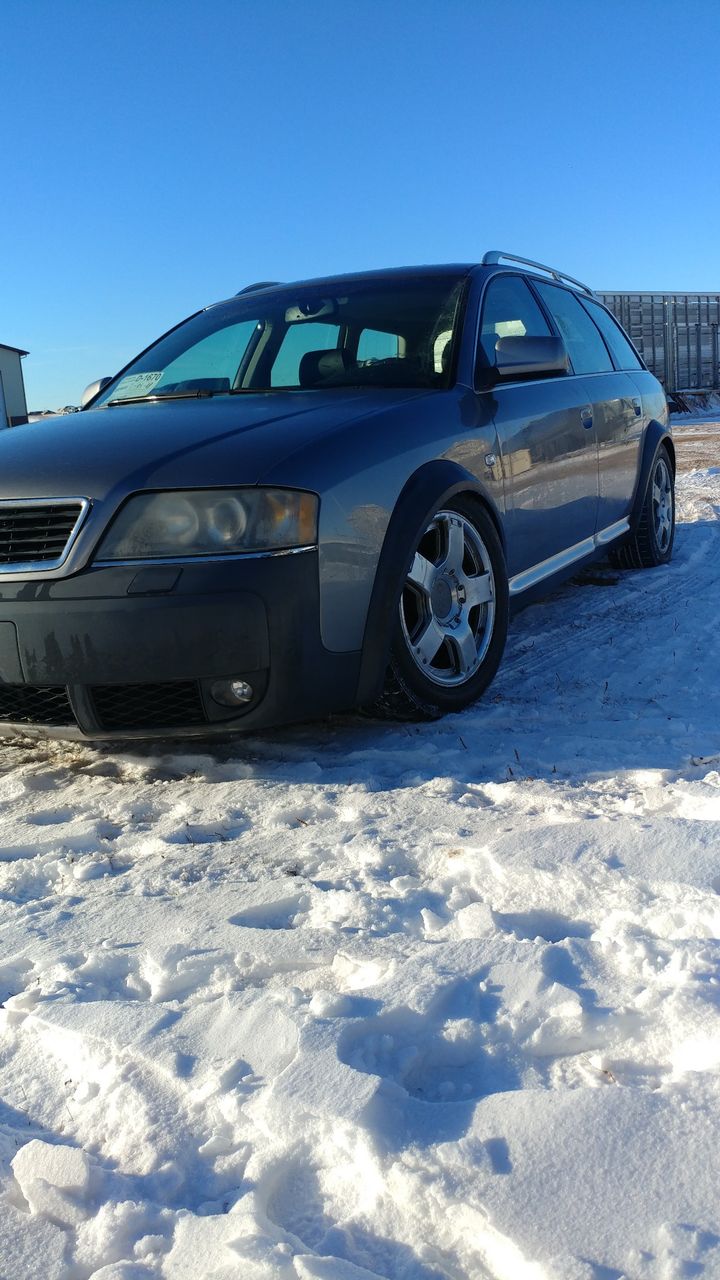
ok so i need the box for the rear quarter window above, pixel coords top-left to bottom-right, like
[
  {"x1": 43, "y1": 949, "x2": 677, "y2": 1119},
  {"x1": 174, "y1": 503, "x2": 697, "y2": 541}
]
[{"x1": 580, "y1": 298, "x2": 643, "y2": 370}]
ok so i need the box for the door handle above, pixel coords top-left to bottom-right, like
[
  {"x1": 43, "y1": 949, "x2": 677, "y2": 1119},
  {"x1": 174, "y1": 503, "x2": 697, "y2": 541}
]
[
  {"x1": 631, "y1": 397, "x2": 642, "y2": 416},
  {"x1": 580, "y1": 405, "x2": 593, "y2": 429}
]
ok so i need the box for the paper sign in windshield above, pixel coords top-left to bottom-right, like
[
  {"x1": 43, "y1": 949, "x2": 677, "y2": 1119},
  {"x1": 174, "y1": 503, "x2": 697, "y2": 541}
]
[{"x1": 112, "y1": 372, "x2": 163, "y2": 399}]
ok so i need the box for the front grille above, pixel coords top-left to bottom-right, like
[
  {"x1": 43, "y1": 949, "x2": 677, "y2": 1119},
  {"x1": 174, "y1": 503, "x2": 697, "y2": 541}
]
[
  {"x1": 90, "y1": 682, "x2": 207, "y2": 731},
  {"x1": 0, "y1": 501, "x2": 86, "y2": 567},
  {"x1": 0, "y1": 685, "x2": 74, "y2": 726}
]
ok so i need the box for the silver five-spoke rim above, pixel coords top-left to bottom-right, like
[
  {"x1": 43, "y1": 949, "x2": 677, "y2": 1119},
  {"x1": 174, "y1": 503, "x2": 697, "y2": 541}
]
[
  {"x1": 652, "y1": 457, "x2": 673, "y2": 552},
  {"x1": 400, "y1": 510, "x2": 496, "y2": 687}
]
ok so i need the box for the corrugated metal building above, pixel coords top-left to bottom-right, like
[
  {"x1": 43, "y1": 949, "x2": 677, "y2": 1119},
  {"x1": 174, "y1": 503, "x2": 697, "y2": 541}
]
[
  {"x1": 599, "y1": 293, "x2": 720, "y2": 392},
  {"x1": 0, "y1": 343, "x2": 29, "y2": 426}
]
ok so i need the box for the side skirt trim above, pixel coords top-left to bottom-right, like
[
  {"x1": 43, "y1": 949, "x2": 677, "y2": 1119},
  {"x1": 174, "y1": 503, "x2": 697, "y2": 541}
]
[{"x1": 509, "y1": 517, "x2": 630, "y2": 595}]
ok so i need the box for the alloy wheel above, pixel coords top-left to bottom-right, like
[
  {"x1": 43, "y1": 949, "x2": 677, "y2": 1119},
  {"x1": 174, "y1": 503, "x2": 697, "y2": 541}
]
[
  {"x1": 652, "y1": 456, "x2": 673, "y2": 552},
  {"x1": 399, "y1": 509, "x2": 496, "y2": 687}
]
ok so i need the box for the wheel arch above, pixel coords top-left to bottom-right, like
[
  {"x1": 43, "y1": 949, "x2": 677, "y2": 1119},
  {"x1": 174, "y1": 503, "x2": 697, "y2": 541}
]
[
  {"x1": 356, "y1": 459, "x2": 505, "y2": 705},
  {"x1": 630, "y1": 422, "x2": 675, "y2": 530}
]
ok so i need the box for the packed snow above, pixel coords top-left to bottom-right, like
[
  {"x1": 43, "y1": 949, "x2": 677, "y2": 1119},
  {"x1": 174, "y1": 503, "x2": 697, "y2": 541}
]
[{"x1": 0, "y1": 431, "x2": 719, "y2": 1280}]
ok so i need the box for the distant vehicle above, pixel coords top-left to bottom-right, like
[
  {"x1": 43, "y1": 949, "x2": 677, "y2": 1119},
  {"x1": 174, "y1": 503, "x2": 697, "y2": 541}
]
[{"x1": 0, "y1": 253, "x2": 673, "y2": 738}]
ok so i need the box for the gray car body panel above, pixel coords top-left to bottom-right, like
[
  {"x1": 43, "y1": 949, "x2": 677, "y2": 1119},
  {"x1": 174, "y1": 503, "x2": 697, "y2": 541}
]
[
  {"x1": 260, "y1": 387, "x2": 503, "y2": 651},
  {"x1": 0, "y1": 386, "x2": 430, "y2": 585}
]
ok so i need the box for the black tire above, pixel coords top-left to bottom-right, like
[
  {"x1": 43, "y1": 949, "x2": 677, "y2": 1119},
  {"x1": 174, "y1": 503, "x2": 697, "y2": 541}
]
[
  {"x1": 611, "y1": 444, "x2": 675, "y2": 570},
  {"x1": 373, "y1": 496, "x2": 509, "y2": 721}
]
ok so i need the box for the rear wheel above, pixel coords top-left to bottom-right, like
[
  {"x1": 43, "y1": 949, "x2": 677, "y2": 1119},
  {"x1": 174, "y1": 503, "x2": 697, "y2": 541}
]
[
  {"x1": 611, "y1": 445, "x2": 675, "y2": 570},
  {"x1": 374, "y1": 498, "x2": 509, "y2": 720}
]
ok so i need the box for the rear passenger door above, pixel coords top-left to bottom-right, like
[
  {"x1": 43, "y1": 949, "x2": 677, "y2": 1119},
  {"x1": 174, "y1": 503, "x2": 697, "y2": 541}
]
[
  {"x1": 578, "y1": 296, "x2": 647, "y2": 531},
  {"x1": 533, "y1": 282, "x2": 643, "y2": 535},
  {"x1": 476, "y1": 274, "x2": 599, "y2": 581}
]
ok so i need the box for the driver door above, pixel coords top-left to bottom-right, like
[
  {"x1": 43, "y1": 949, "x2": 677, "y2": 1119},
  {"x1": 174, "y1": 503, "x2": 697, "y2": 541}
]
[{"x1": 477, "y1": 274, "x2": 600, "y2": 581}]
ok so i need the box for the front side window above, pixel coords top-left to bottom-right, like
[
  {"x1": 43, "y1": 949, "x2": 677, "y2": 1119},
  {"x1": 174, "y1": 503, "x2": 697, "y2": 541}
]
[
  {"x1": 147, "y1": 321, "x2": 258, "y2": 396},
  {"x1": 580, "y1": 298, "x2": 643, "y2": 370},
  {"x1": 477, "y1": 275, "x2": 552, "y2": 376},
  {"x1": 93, "y1": 273, "x2": 467, "y2": 406},
  {"x1": 533, "y1": 281, "x2": 613, "y2": 375}
]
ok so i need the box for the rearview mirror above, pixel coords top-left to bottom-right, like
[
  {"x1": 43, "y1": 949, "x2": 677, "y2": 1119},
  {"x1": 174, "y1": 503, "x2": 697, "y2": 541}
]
[
  {"x1": 284, "y1": 298, "x2": 337, "y2": 322},
  {"x1": 494, "y1": 335, "x2": 569, "y2": 381},
  {"x1": 81, "y1": 377, "x2": 112, "y2": 409}
]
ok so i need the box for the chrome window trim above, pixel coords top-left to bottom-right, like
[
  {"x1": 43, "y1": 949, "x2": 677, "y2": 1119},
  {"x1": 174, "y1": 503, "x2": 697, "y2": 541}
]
[
  {"x1": 93, "y1": 544, "x2": 317, "y2": 568},
  {"x1": 478, "y1": 373, "x2": 581, "y2": 392},
  {"x1": 509, "y1": 518, "x2": 630, "y2": 595},
  {"x1": 479, "y1": 368, "x2": 630, "y2": 392},
  {"x1": 0, "y1": 497, "x2": 91, "y2": 574}
]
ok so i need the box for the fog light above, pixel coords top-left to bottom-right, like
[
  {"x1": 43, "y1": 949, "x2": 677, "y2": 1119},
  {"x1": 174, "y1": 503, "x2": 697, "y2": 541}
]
[{"x1": 210, "y1": 678, "x2": 254, "y2": 707}]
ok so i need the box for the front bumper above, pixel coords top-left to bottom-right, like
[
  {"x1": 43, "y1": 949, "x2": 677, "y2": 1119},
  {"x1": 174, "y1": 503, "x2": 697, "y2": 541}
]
[{"x1": 0, "y1": 551, "x2": 361, "y2": 738}]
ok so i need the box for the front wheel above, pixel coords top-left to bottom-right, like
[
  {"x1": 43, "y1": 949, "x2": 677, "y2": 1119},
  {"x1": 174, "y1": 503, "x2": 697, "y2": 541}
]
[
  {"x1": 611, "y1": 444, "x2": 675, "y2": 570},
  {"x1": 374, "y1": 497, "x2": 509, "y2": 720}
]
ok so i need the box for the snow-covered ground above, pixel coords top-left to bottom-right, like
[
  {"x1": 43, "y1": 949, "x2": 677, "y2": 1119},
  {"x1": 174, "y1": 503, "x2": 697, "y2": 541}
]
[{"x1": 1, "y1": 434, "x2": 719, "y2": 1280}]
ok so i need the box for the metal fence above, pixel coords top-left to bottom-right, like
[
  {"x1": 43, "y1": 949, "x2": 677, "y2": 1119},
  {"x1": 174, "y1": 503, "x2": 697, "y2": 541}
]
[{"x1": 599, "y1": 292, "x2": 720, "y2": 392}]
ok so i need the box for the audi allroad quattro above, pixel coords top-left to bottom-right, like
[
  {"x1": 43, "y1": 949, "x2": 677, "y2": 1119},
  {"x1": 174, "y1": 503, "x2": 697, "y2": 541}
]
[{"x1": 0, "y1": 252, "x2": 673, "y2": 738}]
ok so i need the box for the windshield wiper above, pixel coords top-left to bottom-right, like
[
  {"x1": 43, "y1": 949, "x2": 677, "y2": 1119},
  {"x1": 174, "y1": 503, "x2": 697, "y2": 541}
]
[{"x1": 106, "y1": 389, "x2": 223, "y2": 406}]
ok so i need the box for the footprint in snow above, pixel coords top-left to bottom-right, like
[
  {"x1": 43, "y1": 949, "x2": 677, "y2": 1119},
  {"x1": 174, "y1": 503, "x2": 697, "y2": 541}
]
[
  {"x1": 494, "y1": 909, "x2": 593, "y2": 944},
  {"x1": 25, "y1": 807, "x2": 77, "y2": 826},
  {"x1": 271, "y1": 803, "x2": 337, "y2": 828},
  {"x1": 163, "y1": 819, "x2": 249, "y2": 845},
  {"x1": 230, "y1": 892, "x2": 309, "y2": 930},
  {"x1": 265, "y1": 1158, "x2": 447, "y2": 1279},
  {"x1": 338, "y1": 1006, "x2": 521, "y2": 1103},
  {"x1": 21, "y1": 770, "x2": 67, "y2": 793}
]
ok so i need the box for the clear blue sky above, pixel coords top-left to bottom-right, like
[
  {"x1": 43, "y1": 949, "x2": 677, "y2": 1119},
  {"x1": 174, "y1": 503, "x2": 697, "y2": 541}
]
[{"x1": 2, "y1": 0, "x2": 719, "y2": 408}]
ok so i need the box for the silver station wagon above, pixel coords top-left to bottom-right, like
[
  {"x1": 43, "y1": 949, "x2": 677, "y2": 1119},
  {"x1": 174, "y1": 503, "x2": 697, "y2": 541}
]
[{"x1": 0, "y1": 251, "x2": 673, "y2": 738}]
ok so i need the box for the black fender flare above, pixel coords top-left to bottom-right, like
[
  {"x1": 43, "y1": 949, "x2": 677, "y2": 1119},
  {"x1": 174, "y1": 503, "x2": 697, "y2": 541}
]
[
  {"x1": 355, "y1": 460, "x2": 505, "y2": 704},
  {"x1": 629, "y1": 422, "x2": 675, "y2": 531}
]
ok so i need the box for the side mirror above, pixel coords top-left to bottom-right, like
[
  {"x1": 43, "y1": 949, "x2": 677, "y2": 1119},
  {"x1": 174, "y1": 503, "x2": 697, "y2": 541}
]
[
  {"x1": 81, "y1": 377, "x2": 112, "y2": 409},
  {"x1": 494, "y1": 335, "x2": 569, "y2": 381}
]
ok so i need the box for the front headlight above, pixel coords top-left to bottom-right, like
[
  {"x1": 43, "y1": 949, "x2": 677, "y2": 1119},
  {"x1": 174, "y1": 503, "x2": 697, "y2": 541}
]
[{"x1": 95, "y1": 488, "x2": 318, "y2": 560}]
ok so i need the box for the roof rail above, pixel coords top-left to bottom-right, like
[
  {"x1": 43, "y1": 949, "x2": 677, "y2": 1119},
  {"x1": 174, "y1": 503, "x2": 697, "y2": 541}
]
[
  {"x1": 481, "y1": 251, "x2": 594, "y2": 297},
  {"x1": 236, "y1": 280, "x2": 282, "y2": 295}
]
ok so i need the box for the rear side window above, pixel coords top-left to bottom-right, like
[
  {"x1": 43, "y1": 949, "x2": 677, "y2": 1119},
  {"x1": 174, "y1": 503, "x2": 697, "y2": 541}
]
[
  {"x1": 477, "y1": 275, "x2": 552, "y2": 374},
  {"x1": 580, "y1": 298, "x2": 643, "y2": 370},
  {"x1": 533, "y1": 282, "x2": 613, "y2": 375}
]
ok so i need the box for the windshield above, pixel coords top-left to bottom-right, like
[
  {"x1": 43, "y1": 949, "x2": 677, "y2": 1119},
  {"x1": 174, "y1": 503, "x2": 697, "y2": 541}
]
[{"x1": 93, "y1": 273, "x2": 468, "y2": 406}]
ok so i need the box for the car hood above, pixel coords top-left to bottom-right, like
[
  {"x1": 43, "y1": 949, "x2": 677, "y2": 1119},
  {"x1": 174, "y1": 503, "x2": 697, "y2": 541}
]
[{"x1": 0, "y1": 389, "x2": 428, "y2": 503}]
